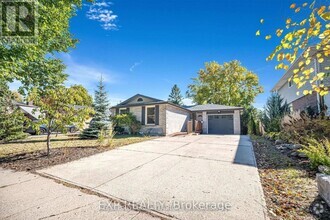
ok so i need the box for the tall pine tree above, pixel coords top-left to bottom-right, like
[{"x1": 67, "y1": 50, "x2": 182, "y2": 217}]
[
  {"x1": 0, "y1": 81, "x2": 27, "y2": 143},
  {"x1": 80, "y1": 76, "x2": 110, "y2": 139},
  {"x1": 262, "y1": 93, "x2": 290, "y2": 132},
  {"x1": 168, "y1": 84, "x2": 183, "y2": 106}
]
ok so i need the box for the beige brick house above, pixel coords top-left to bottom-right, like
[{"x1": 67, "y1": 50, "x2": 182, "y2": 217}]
[{"x1": 110, "y1": 94, "x2": 243, "y2": 136}]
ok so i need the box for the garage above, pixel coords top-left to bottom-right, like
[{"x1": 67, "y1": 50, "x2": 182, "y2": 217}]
[
  {"x1": 187, "y1": 104, "x2": 243, "y2": 135},
  {"x1": 208, "y1": 115, "x2": 234, "y2": 134}
]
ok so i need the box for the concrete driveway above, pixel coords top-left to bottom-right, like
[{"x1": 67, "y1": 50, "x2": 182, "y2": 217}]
[
  {"x1": 38, "y1": 135, "x2": 267, "y2": 220},
  {"x1": 0, "y1": 168, "x2": 158, "y2": 220}
]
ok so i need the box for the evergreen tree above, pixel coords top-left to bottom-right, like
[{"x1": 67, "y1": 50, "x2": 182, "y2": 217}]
[
  {"x1": 262, "y1": 93, "x2": 290, "y2": 132},
  {"x1": 80, "y1": 76, "x2": 110, "y2": 139},
  {"x1": 0, "y1": 82, "x2": 27, "y2": 143},
  {"x1": 241, "y1": 105, "x2": 262, "y2": 135},
  {"x1": 168, "y1": 84, "x2": 183, "y2": 105}
]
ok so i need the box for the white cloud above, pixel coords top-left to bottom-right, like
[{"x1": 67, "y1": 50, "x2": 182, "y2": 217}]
[
  {"x1": 61, "y1": 54, "x2": 117, "y2": 94},
  {"x1": 129, "y1": 61, "x2": 142, "y2": 72},
  {"x1": 182, "y1": 98, "x2": 194, "y2": 106},
  {"x1": 86, "y1": 1, "x2": 118, "y2": 30}
]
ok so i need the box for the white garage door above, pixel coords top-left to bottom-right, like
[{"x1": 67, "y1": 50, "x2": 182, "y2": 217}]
[{"x1": 208, "y1": 115, "x2": 234, "y2": 134}]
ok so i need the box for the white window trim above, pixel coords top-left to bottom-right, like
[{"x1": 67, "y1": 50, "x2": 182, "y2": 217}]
[
  {"x1": 119, "y1": 108, "x2": 128, "y2": 114},
  {"x1": 145, "y1": 105, "x2": 156, "y2": 125}
]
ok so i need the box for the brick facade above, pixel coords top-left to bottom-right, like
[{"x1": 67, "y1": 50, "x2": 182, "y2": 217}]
[
  {"x1": 291, "y1": 92, "x2": 318, "y2": 113},
  {"x1": 111, "y1": 103, "x2": 190, "y2": 136}
]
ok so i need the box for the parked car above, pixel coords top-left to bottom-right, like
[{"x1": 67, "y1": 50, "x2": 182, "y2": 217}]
[{"x1": 24, "y1": 124, "x2": 77, "y2": 135}]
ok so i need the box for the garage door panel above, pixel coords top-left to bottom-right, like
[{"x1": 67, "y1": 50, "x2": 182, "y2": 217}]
[{"x1": 208, "y1": 115, "x2": 234, "y2": 134}]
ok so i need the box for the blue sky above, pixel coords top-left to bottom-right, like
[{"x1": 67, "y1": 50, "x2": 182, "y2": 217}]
[{"x1": 55, "y1": 0, "x2": 311, "y2": 107}]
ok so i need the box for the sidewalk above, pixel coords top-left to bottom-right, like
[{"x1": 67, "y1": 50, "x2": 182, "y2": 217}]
[{"x1": 0, "y1": 168, "x2": 158, "y2": 220}]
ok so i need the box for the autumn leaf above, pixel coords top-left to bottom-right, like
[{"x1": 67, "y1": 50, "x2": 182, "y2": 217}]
[
  {"x1": 285, "y1": 53, "x2": 291, "y2": 60},
  {"x1": 277, "y1": 53, "x2": 284, "y2": 61},
  {"x1": 320, "y1": 90, "x2": 329, "y2": 96},
  {"x1": 286, "y1": 18, "x2": 292, "y2": 25},
  {"x1": 318, "y1": 6, "x2": 326, "y2": 15},
  {"x1": 256, "y1": 30, "x2": 260, "y2": 36},
  {"x1": 259, "y1": 2, "x2": 328, "y2": 96},
  {"x1": 276, "y1": 29, "x2": 283, "y2": 37},
  {"x1": 320, "y1": 12, "x2": 330, "y2": 21},
  {"x1": 260, "y1": 19, "x2": 264, "y2": 24},
  {"x1": 300, "y1": 19, "x2": 307, "y2": 26}
]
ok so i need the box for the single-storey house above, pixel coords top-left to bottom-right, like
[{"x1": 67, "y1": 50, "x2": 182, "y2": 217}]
[
  {"x1": 272, "y1": 47, "x2": 330, "y2": 115},
  {"x1": 110, "y1": 94, "x2": 243, "y2": 136}
]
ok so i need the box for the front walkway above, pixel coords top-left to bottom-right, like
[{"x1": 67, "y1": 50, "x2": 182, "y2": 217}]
[{"x1": 37, "y1": 135, "x2": 268, "y2": 220}]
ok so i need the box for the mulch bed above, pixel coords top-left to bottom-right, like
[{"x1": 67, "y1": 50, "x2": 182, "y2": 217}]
[
  {"x1": 252, "y1": 137, "x2": 330, "y2": 220},
  {"x1": 0, "y1": 147, "x2": 110, "y2": 172}
]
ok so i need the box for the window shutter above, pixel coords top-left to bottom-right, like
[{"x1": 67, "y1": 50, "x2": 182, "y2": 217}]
[
  {"x1": 155, "y1": 105, "x2": 159, "y2": 125},
  {"x1": 141, "y1": 106, "x2": 145, "y2": 125},
  {"x1": 116, "y1": 108, "x2": 119, "y2": 115}
]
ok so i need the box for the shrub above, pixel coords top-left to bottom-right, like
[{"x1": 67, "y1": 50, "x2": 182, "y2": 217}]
[
  {"x1": 241, "y1": 106, "x2": 263, "y2": 135},
  {"x1": 281, "y1": 111, "x2": 330, "y2": 143},
  {"x1": 111, "y1": 113, "x2": 141, "y2": 135},
  {"x1": 97, "y1": 127, "x2": 116, "y2": 147},
  {"x1": 265, "y1": 132, "x2": 279, "y2": 140},
  {"x1": 300, "y1": 138, "x2": 330, "y2": 173},
  {"x1": 114, "y1": 126, "x2": 125, "y2": 134}
]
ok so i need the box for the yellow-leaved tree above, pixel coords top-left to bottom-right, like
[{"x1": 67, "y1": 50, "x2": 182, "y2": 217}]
[{"x1": 257, "y1": 1, "x2": 329, "y2": 96}]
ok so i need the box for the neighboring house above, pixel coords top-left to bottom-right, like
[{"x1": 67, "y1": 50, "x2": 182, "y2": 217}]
[
  {"x1": 272, "y1": 48, "x2": 330, "y2": 115},
  {"x1": 110, "y1": 94, "x2": 243, "y2": 136},
  {"x1": 13, "y1": 101, "x2": 86, "y2": 133},
  {"x1": 13, "y1": 101, "x2": 41, "y2": 121}
]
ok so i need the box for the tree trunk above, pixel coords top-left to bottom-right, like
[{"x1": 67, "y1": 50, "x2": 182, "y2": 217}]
[{"x1": 46, "y1": 131, "x2": 51, "y2": 156}]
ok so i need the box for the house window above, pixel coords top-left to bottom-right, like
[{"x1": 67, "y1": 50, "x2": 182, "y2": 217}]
[
  {"x1": 288, "y1": 79, "x2": 292, "y2": 88},
  {"x1": 119, "y1": 108, "x2": 128, "y2": 114},
  {"x1": 146, "y1": 106, "x2": 155, "y2": 124},
  {"x1": 137, "y1": 98, "x2": 144, "y2": 102}
]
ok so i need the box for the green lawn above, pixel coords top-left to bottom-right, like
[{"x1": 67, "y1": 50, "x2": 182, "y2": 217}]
[{"x1": 0, "y1": 134, "x2": 153, "y2": 158}]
